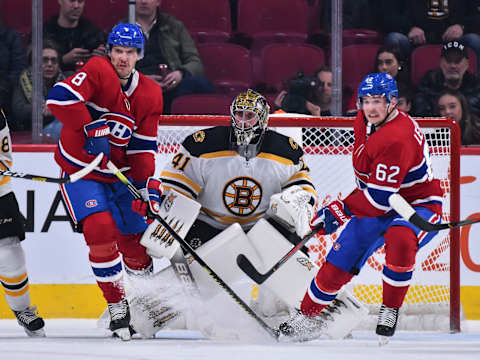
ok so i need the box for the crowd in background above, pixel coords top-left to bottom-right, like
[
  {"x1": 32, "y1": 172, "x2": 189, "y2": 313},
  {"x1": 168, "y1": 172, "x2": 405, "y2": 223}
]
[{"x1": 1, "y1": 0, "x2": 480, "y2": 145}]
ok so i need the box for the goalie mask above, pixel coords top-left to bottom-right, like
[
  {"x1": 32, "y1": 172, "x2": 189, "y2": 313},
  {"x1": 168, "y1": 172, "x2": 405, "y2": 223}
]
[{"x1": 230, "y1": 89, "x2": 270, "y2": 159}]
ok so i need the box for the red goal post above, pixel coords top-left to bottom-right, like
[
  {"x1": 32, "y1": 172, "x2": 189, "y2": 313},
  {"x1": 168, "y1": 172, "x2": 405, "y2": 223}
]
[{"x1": 157, "y1": 115, "x2": 461, "y2": 332}]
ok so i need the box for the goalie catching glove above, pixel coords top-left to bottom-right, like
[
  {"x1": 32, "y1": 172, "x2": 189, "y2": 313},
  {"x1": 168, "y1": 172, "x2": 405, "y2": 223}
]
[
  {"x1": 311, "y1": 200, "x2": 352, "y2": 235},
  {"x1": 267, "y1": 185, "x2": 316, "y2": 238},
  {"x1": 132, "y1": 177, "x2": 164, "y2": 220}
]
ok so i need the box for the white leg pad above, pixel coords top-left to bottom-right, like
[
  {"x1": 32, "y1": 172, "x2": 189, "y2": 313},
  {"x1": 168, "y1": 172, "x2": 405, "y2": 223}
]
[
  {"x1": 189, "y1": 223, "x2": 262, "y2": 301},
  {"x1": 246, "y1": 219, "x2": 319, "y2": 309}
]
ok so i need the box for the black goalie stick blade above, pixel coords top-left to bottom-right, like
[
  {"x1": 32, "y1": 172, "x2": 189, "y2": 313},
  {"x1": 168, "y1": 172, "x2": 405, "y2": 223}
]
[{"x1": 236, "y1": 254, "x2": 271, "y2": 284}]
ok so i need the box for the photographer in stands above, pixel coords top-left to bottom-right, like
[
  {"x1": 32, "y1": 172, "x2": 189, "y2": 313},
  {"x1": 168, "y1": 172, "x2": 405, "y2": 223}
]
[{"x1": 274, "y1": 67, "x2": 332, "y2": 116}]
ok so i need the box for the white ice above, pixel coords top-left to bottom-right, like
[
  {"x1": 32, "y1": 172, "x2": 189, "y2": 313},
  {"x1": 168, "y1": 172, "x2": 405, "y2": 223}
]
[{"x1": 0, "y1": 319, "x2": 479, "y2": 360}]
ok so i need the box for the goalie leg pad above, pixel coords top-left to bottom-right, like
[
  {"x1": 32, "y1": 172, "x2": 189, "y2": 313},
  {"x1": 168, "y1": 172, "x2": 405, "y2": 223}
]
[
  {"x1": 246, "y1": 218, "x2": 319, "y2": 310},
  {"x1": 140, "y1": 189, "x2": 201, "y2": 259}
]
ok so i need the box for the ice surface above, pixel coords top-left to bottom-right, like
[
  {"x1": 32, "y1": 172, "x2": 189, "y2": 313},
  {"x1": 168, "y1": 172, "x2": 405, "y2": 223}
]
[{"x1": 0, "y1": 319, "x2": 479, "y2": 360}]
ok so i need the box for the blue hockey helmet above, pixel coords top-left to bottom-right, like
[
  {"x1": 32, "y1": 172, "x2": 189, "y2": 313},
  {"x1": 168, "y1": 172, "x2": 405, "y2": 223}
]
[
  {"x1": 357, "y1": 72, "x2": 398, "y2": 106},
  {"x1": 107, "y1": 23, "x2": 145, "y2": 59}
]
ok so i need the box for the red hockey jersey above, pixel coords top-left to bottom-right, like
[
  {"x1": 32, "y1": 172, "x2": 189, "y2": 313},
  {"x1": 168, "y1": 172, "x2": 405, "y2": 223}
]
[
  {"x1": 46, "y1": 56, "x2": 163, "y2": 183},
  {"x1": 343, "y1": 109, "x2": 443, "y2": 217}
]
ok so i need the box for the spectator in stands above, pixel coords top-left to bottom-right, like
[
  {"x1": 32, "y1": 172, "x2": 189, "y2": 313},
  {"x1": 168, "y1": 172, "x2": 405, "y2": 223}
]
[
  {"x1": 274, "y1": 67, "x2": 333, "y2": 116},
  {"x1": 346, "y1": 46, "x2": 413, "y2": 114},
  {"x1": 0, "y1": 21, "x2": 27, "y2": 125},
  {"x1": 415, "y1": 40, "x2": 480, "y2": 117},
  {"x1": 376, "y1": 0, "x2": 480, "y2": 71},
  {"x1": 128, "y1": 0, "x2": 213, "y2": 113},
  {"x1": 11, "y1": 40, "x2": 66, "y2": 140},
  {"x1": 43, "y1": 0, "x2": 106, "y2": 73},
  {"x1": 436, "y1": 89, "x2": 480, "y2": 145},
  {"x1": 397, "y1": 82, "x2": 415, "y2": 114}
]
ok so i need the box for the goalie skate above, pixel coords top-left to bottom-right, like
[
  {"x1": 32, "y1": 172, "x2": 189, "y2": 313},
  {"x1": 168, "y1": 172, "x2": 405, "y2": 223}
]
[
  {"x1": 278, "y1": 309, "x2": 329, "y2": 342},
  {"x1": 14, "y1": 306, "x2": 45, "y2": 337}
]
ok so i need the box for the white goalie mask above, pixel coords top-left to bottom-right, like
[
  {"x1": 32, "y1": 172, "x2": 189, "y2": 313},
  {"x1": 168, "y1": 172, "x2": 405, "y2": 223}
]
[{"x1": 230, "y1": 89, "x2": 270, "y2": 159}]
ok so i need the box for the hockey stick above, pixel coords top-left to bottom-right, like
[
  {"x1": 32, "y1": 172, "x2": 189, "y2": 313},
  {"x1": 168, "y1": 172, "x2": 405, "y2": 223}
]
[
  {"x1": 389, "y1": 193, "x2": 480, "y2": 231},
  {"x1": 236, "y1": 226, "x2": 325, "y2": 285},
  {"x1": 106, "y1": 161, "x2": 280, "y2": 340},
  {"x1": 0, "y1": 153, "x2": 104, "y2": 184}
]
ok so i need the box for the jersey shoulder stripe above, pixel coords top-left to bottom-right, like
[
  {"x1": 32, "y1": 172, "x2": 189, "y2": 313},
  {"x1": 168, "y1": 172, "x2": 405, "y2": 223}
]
[
  {"x1": 182, "y1": 126, "x2": 231, "y2": 157},
  {"x1": 260, "y1": 130, "x2": 304, "y2": 164}
]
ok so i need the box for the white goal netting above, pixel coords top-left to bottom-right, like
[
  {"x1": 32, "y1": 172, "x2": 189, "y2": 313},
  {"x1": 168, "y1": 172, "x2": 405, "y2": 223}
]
[{"x1": 156, "y1": 115, "x2": 461, "y2": 332}]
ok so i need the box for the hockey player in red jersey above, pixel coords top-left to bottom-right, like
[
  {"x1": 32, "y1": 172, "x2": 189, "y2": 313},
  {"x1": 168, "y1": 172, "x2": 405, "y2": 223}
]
[
  {"x1": 280, "y1": 73, "x2": 444, "y2": 342},
  {"x1": 46, "y1": 23, "x2": 163, "y2": 340}
]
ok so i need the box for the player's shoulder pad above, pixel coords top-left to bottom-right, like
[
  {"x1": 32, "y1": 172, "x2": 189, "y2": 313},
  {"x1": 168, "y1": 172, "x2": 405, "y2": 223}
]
[
  {"x1": 182, "y1": 126, "x2": 231, "y2": 157},
  {"x1": 260, "y1": 130, "x2": 304, "y2": 164}
]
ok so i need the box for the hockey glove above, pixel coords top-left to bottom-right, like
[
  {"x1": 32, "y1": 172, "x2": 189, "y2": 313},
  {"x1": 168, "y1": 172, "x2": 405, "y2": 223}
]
[
  {"x1": 84, "y1": 119, "x2": 110, "y2": 167},
  {"x1": 311, "y1": 200, "x2": 352, "y2": 235},
  {"x1": 132, "y1": 177, "x2": 164, "y2": 220}
]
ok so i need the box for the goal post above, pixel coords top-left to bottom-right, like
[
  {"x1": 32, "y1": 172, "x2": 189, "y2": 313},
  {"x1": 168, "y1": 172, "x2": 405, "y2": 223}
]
[{"x1": 157, "y1": 115, "x2": 461, "y2": 332}]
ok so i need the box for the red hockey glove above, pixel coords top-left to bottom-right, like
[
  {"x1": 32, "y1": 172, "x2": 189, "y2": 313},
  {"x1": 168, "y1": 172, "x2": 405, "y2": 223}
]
[
  {"x1": 310, "y1": 200, "x2": 352, "y2": 235},
  {"x1": 132, "y1": 177, "x2": 164, "y2": 220}
]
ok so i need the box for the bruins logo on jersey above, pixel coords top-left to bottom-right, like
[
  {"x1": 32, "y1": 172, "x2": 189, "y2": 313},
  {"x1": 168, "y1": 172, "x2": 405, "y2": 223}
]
[
  {"x1": 193, "y1": 130, "x2": 205, "y2": 143},
  {"x1": 223, "y1": 176, "x2": 262, "y2": 216}
]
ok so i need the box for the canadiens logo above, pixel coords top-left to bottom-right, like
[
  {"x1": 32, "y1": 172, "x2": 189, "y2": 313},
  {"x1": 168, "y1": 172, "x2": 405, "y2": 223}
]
[
  {"x1": 297, "y1": 257, "x2": 314, "y2": 270},
  {"x1": 100, "y1": 113, "x2": 134, "y2": 147},
  {"x1": 333, "y1": 242, "x2": 341, "y2": 251},
  {"x1": 223, "y1": 177, "x2": 262, "y2": 217},
  {"x1": 85, "y1": 199, "x2": 98, "y2": 208}
]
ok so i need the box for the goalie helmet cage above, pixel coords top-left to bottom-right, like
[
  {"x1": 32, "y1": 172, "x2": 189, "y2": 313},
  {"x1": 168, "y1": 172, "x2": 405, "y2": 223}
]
[{"x1": 157, "y1": 115, "x2": 461, "y2": 333}]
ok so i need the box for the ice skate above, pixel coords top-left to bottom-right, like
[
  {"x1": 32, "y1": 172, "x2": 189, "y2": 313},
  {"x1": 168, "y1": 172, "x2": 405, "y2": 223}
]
[
  {"x1": 278, "y1": 309, "x2": 329, "y2": 341},
  {"x1": 376, "y1": 304, "x2": 399, "y2": 345},
  {"x1": 108, "y1": 298, "x2": 131, "y2": 341},
  {"x1": 14, "y1": 306, "x2": 45, "y2": 337}
]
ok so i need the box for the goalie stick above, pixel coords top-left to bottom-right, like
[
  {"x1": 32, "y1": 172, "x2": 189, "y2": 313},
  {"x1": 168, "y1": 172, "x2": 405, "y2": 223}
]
[
  {"x1": 0, "y1": 153, "x2": 104, "y2": 184},
  {"x1": 106, "y1": 161, "x2": 280, "y2": 340},
  {"x1": 237, "y1": 226, "x2": 325, "y2": 285},
  {"x1": 389, "y1": 193, "x2": 480, "y2": 231}
]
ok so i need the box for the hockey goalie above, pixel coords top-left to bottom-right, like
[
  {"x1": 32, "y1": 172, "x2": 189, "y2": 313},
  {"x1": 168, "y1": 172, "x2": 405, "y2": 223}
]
[{"x1": 107, "y1": 90, "x2": 368, "y2": 340}]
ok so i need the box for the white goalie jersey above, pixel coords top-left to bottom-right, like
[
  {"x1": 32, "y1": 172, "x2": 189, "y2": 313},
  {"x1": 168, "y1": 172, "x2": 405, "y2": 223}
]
[
  {"x1": 160, "y1": 126, "x2": 316, "y2": 230},
  {"x1": 0, "y1": 109, "x2": 13, "y2": 198}
]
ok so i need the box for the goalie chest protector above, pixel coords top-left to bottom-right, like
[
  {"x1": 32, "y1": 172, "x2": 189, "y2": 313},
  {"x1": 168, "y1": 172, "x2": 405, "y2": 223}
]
[{"x1": 161, "y1": 126, "x2": 314, "y2": 230}]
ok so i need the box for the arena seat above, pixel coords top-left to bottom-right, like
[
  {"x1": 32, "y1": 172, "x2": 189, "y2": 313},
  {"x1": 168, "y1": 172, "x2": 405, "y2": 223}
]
[
  {"x1": 260, "y1": 43, "x2": 326, "y2": 93},
  {"x1": 236, "y1": 0, "x2": 309, "y2": 53},
  {"x1": 342, "y1": 44, "x2": 380, "y2": 92},
  {"x1": 197, "y1": 43, "x2": 253, "y2": 94},
  {"x1": 411, "y1": 45, "x2": 477, "y2": 86},
  {"x1": 170, "y1": 94, "x2": 233, "y2": 115},
  {"x1": 161, "y1": 0, "x2": 231, "y2": 43},
  {"x1": 82, "y1": 0, "x2": 127, "y2": 32}
]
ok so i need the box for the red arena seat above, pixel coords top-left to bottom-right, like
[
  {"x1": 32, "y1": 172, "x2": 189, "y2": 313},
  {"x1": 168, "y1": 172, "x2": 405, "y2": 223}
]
[
  {"x1": 342, "y1": 44, "x2": 380, "y2": 91},
  {"x1": 197, "y1": 43, "x2": 253, "y2": 95},
  {"x1": 161, "y1": 0, "x2": 231, "y2": 43},
  {"x1": 260, "y1": 43, "x2": 325, "y2": 93},
  {"x1": 236, "y1": 0, "x2": 309, "y2": 53},
  {"x1": 170, "y1": 94, "x2": 233, "y2": 115}
]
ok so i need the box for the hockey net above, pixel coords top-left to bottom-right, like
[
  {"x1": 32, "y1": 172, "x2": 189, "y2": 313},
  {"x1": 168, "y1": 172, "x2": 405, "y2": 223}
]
[{"x1": 156, "y1": 115, "x2": 461, "y2": 332}]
